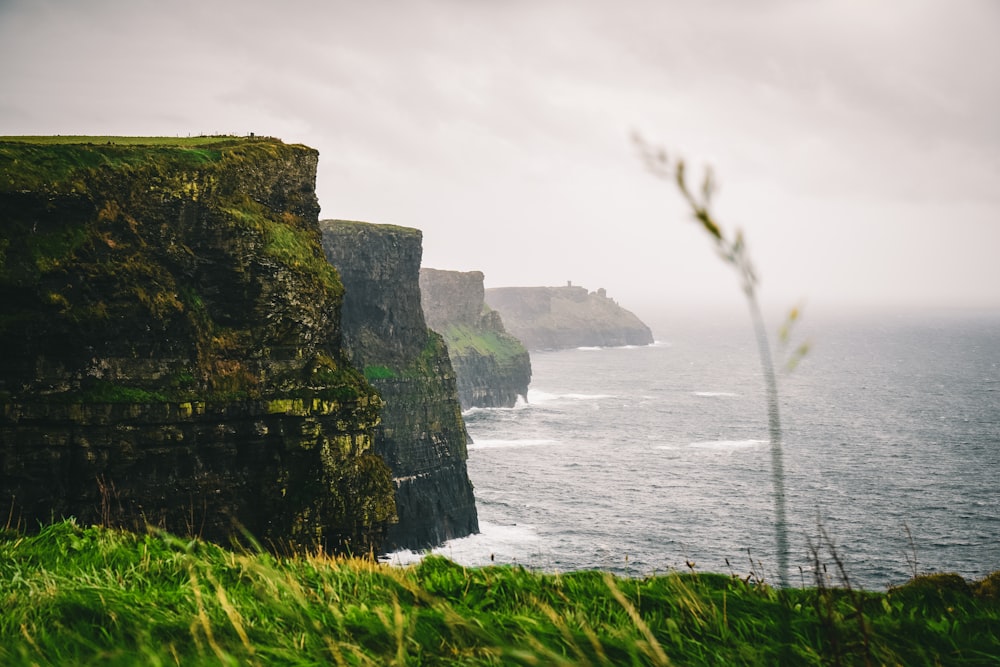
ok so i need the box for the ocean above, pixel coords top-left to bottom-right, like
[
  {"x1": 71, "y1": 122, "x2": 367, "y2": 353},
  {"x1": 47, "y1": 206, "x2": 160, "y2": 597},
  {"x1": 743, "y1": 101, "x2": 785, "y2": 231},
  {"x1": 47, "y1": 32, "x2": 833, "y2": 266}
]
[{"x1": 391, "y1": 308, "x2": 1000, "y2": 591}]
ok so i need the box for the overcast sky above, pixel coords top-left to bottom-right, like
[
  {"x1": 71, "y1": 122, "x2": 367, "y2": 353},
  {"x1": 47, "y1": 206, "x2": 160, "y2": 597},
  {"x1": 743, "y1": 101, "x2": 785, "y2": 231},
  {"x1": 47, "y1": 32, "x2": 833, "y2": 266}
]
[{"x1": 2, "y1": 0, "x2": 998, "y2": 319}]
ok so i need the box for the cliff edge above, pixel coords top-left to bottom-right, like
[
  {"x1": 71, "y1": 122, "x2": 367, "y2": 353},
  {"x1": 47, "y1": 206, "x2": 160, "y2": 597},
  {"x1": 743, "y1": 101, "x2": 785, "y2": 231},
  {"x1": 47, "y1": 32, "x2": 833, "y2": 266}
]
[
  {"x1": 320, "y1": 221, "x2": 479, "y2": 550},
  {"x1": 484, "y1": 284, "x2": 653, "y2": 350},
  {"x1": 420, "y1": 268, "x2": 531, "y2": 409},
  {"x1": 0, "y1": 136, "x2": 395, "y2": 552}
]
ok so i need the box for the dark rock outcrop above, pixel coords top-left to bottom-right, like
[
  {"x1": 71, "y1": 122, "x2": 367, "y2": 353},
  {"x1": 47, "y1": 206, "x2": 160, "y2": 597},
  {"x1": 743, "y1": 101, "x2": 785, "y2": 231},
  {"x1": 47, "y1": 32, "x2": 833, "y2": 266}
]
[
  {"x1": 420, "y1": 268, "x2": 531, "y2": 409},
  {"x1": 485, "y1": 285, "x2": 654, "y2": 350},
  {"x1": 0, "y1": 137, "x2": 395, "y2": 553},
  {"x1": 320, "y1": 221, "x2": 478, "y2": 550}
]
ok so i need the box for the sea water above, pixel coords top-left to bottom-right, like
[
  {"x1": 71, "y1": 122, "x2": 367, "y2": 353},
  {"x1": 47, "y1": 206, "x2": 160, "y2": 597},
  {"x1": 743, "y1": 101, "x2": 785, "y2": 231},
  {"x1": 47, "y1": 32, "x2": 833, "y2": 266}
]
[{"x1": 389, "y1": 309, "x2": 1000, "y2": 590}]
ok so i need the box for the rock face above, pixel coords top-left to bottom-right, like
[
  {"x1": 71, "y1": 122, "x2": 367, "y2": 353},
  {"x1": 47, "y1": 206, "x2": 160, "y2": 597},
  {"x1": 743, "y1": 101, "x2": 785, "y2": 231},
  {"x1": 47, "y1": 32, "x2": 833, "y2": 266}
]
[
  {"x1": 420, "y1": 268, "x2": 531, "y2": 409},
  {"x1": 484, "y1": 285, "x2": 654, "y2": 350},
  {"x1": 0, "y1": 137, "x2": 395, "y2": 553},
  {"x1": 319, "y1": 221, "x2": 478, "y2": 550}
]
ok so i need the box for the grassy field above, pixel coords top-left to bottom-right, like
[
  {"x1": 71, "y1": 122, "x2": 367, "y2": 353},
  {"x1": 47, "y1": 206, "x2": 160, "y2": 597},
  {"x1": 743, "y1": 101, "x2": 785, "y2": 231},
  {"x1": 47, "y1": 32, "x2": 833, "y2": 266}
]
[
  {"x1": 0, "y1": 135, "x2": 295, "y2": 193},
  {"x1": 0, "y1": 135, "x2": 251, "y2": 146},
  {"x1": 1, "y1": 520, "x2": 997, "y2": 665}
]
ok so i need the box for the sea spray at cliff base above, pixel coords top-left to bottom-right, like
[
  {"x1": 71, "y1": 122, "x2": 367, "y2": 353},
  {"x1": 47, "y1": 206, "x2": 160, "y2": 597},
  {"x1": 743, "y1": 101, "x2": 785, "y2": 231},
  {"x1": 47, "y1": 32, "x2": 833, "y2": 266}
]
[{"x1": 386, "y1": 310, "x2": 1000, "y2": 590}]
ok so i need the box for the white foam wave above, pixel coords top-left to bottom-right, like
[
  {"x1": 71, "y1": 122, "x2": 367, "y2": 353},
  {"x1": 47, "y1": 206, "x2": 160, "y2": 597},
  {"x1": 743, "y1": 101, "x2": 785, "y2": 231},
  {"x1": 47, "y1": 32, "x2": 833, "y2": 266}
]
[
  {"x1": 527, "y1": 389, "x2": 558, "y2": 402},
  {"x1": 469, "y1": 438, "x2": 557, "y2": 449},
  {"x1": 575, "y1": 343, "x2": 661, "y2": 351},
  {"x1": 380, "y1": 521, "x2": 540, "y2": 568},
  {"x1": 379, "y1": 548, "x2": 426, "y2": 567},
  {"x1": 462, "y1": 395, "x2": 530, "y2": 417},
  {"x1": 433, "y1": 521, "x2": 542, "y2": 568},
  {"x1": 527, "y1": 389, "x2": 613, "y2": 403},
  {"x1": 689, "y1": 439, "x2": 765, "y2": 450},
  {"x1": 693, "y1": 391, "x2": 738, "y2": 398}
]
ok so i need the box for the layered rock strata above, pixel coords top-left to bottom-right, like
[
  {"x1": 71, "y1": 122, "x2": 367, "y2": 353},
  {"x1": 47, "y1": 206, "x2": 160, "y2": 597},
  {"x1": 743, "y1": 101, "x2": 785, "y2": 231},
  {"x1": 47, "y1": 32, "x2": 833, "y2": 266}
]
[
  {"x1": 485, "y1": 285, "x2": 654, "y2": 350},
  {"x1": 420, "y1": 268, "x2": 530, "y2": 409},
  {"x1": 0, "y1": 137, "x2": 395, "y2": 553},
  {"x1": 319, "y1": 221, "x2": 478, "y2": 550}
]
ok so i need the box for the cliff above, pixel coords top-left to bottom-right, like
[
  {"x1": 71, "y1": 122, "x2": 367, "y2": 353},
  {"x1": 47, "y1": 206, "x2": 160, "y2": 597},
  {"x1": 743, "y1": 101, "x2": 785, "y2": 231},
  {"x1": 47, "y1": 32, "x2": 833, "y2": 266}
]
[
  {"x1": 420, "y1": 268, "x2": 531, "y2": 409},
  {"x1": 0, "y1": 136, "x2": 395, "y2": 553},
  {"x1": 319, "y1": 221, "x2": 478, "y2": 550},
  {"x1": 484, "y1": 285, "x2": 654, "y2": 350}
]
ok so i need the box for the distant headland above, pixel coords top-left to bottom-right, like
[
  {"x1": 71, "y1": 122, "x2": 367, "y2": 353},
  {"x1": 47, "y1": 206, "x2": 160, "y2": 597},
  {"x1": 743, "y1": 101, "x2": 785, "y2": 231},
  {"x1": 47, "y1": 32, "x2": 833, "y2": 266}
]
[{"x1": 484, "y1": 282, "x2": 654, "y2": 351}]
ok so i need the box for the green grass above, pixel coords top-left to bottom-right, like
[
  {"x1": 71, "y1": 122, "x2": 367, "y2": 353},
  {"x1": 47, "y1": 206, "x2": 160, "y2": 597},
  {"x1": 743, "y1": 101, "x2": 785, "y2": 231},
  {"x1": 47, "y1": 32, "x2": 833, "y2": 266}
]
[
  {"x1": 0, "y1": 135, "x2": 305, "y2": 197},
  {"x1": 0, "y1": 135, "x2": 248, "y2": 146},
  {"x1": 1, "y1": 136, "x2": 342, "y2": 404},
  {"x1": 0, "y1": 140, "x2": 227, "y2": 194},
  {"x1": 220, "y1": 199, "x2": 340, "y2": 293},
  {"x1": 1, "y1": 521, "x2": 997, "y2": 666},
  {"x1": 76, "y1": 380, "x2": 170, "y2": 404},
  {"x1": 441, "y1": 324, "x2": 526, "y2": 365},
  {"x1": 263, "y1": 218, "x2": 340, "y2": 292},
  {"x1": 364, "y1": 365, "x2": 398, "y2": 380}
]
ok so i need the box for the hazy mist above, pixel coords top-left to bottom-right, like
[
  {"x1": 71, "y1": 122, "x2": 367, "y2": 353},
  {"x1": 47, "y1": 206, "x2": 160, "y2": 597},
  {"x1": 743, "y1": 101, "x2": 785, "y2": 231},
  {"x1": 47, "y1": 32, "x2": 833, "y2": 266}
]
[{"x1": 2, "y1": 0, "x2": 998, "y2": 321}]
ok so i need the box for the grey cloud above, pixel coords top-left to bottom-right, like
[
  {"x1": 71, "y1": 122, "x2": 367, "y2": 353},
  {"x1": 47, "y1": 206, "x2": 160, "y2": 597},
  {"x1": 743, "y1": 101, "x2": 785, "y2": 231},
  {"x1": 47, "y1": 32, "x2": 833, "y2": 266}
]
[{"x1": 1, "y1": 0, "x2": 998, "y2": 310}]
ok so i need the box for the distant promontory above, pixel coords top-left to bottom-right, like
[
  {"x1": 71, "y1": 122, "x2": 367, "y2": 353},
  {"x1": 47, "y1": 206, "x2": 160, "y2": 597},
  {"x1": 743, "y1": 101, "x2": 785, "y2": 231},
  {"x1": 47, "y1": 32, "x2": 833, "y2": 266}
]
[{"x1": 484, "y1": 284, "x2": 653, "y2": 351}]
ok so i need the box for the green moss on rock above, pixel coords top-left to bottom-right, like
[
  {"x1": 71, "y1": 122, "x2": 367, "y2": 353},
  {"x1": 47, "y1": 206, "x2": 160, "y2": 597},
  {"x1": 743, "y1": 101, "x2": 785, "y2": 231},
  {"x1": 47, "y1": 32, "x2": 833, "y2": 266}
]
[
  {"x1": 0, "y1": 136, "x2": 394, "y2": 554},
  {"x1": 0, "y1": 136, "x2": 336, "y2": 400}
]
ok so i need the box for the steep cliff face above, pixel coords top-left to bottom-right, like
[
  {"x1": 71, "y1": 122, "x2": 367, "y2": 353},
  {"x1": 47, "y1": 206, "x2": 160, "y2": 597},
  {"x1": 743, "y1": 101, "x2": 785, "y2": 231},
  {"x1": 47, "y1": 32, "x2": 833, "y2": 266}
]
[
  {"x1": 0, "y1": 137, "x2": 395, "y2": 553},
  {"x1": 420, "y1": 268, "x2": 531, "y2": 409},
  {"x1": 484, "y1": 285, "x2": 654, "y2": 350},
  {"x1": 319, "y1": 221, "x2": 478, "y2": 550}
]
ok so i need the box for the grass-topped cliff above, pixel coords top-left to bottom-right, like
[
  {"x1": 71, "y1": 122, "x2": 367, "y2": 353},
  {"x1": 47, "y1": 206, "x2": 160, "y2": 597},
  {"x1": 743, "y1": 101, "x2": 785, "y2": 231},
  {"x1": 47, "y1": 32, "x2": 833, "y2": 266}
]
[
  {"x1": 2, "y1": 520, "x2": 998, "y2": 665},
  {"x1": 0, "y1": 136, "x2": 395, "y2": 553},
  {"x1": 320, "y1": 221, "x2": 479, "y2": 550},
  {"x1": 0, "y1": 135, "x2": 345, "y2": 401},
  {"x1": 420, "y1": 268, "x2": 531, "y2": 409}
]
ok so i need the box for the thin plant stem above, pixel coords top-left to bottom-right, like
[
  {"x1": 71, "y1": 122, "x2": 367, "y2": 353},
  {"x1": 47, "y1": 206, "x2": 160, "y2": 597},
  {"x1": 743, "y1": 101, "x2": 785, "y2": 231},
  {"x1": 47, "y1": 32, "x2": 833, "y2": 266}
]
[
  {"x1": 633, "y1": 133, "x2": 790, "y2": 588},
  {"x1": 748, "y1": 290, "x2": 789, "y2": 589}
]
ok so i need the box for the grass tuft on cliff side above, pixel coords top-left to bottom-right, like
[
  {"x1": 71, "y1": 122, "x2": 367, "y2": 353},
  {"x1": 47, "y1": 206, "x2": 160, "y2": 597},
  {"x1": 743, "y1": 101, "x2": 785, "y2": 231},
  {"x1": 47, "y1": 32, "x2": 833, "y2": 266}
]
[
  {"x1": 441, "y1": 323, "x2": 528, "y2": 365},
  {"x1": 1, "y1": 520, "x2": 998, "y2": 666}
]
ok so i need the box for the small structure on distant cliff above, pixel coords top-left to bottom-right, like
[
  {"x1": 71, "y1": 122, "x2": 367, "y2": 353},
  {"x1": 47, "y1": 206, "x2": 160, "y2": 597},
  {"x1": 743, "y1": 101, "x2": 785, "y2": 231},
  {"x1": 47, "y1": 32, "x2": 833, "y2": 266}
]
[
  {"x1": 0, "y1": 136, "x2": 395, "y2": 553},
  {"x1": 420, "y1": 268, "x2": 531, "y2": 409},
  {"x1": 320, "y1": 221, "x2": 479, "y2": 550},
  {"x1": 484, "y1": 285, "x2": 654, "y2": 350}
]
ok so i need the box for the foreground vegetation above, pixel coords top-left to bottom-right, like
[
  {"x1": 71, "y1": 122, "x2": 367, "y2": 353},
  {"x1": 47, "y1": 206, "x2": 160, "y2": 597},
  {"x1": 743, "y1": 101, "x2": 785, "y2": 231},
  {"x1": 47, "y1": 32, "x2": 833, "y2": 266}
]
[{"x1": 2, "y1": 521, "x2": 998, "y2": 665}]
